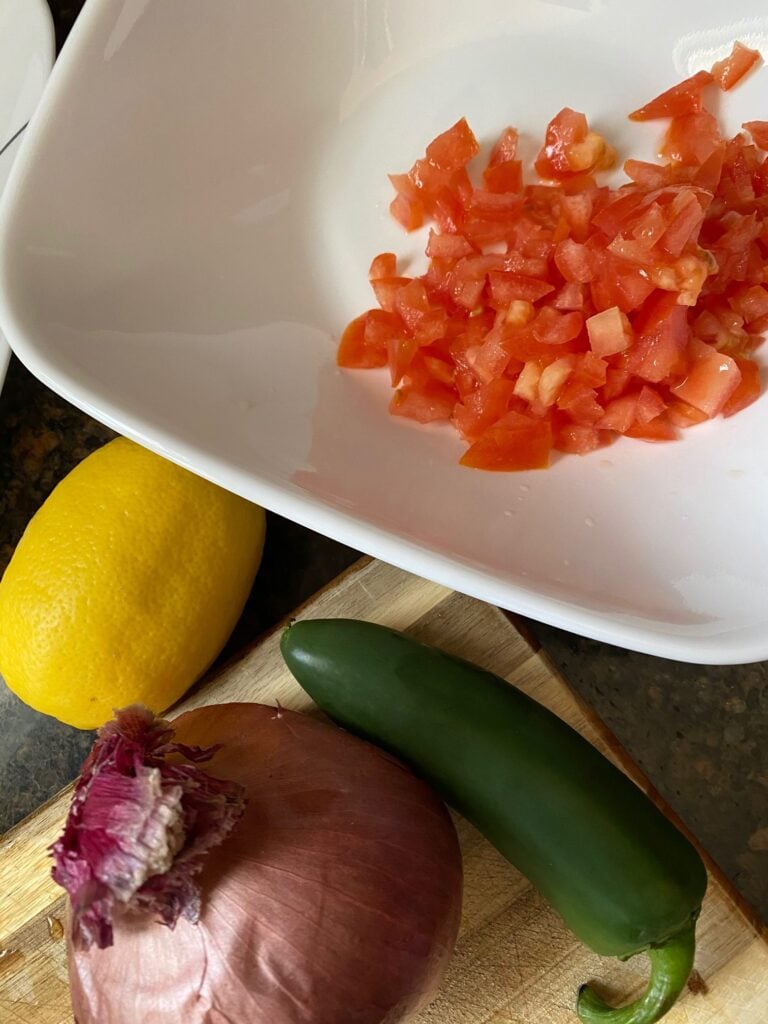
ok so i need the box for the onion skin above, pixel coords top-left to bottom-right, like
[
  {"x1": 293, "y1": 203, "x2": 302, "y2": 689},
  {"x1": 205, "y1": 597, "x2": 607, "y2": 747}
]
[{"x1": 68, "y1": 703, "x2": 463, "y2": 1024}]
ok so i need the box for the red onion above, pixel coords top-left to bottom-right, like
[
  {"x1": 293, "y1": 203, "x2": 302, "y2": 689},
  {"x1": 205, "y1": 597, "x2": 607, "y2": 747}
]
[{"x1": 63, "y1": 703, "x2": 462, "y2": 1023}]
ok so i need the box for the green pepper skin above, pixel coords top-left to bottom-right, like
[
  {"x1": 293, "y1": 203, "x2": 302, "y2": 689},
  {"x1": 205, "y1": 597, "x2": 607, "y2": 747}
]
[{"x1": 281, "y1": 620, "x2": 706, "y2": 992}]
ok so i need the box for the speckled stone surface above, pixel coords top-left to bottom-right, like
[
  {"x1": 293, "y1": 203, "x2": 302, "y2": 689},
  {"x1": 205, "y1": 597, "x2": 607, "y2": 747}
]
[{"x1": 0, "y1": 0, "x2": 765, "y2": 932}]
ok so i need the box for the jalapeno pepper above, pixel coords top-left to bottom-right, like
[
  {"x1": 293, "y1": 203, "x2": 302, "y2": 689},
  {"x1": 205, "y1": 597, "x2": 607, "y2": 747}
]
[{"x1": 281, "y1": 618, "x2": 707, "y2": 1024}]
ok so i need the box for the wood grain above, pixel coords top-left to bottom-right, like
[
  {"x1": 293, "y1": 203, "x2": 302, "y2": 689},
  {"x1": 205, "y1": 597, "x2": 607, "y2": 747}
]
[{"x1": 1, "y1": 559, "x2": 765, "y2": 1023}]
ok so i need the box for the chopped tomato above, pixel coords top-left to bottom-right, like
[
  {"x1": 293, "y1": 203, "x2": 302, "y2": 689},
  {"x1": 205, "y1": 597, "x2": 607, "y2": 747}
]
[
  {"x1": 483, "y1": 160, "x2": 523, "y2": 193},
  {"x1": 670, "y1": 338, "x2": 742, "y2": 415},
  {"x1": 532, "y1": 307, "x2": 584, "y2": 345},
  {"x1": 660, "y1": 111, "x2": 722, "y2": 166},
  {"x1": 389, "y1": 193, "x2": 424, "y2": 231},
  {"x1": 453, "y1": 379, "x2": 519, "y2": 440},
  {"x1": 371, "y1": 276, "x2": 411, "y2": 313},
  {"x1": 629, "y1": 70, "x2": 713, "y2": 121},
  {"x1": 629, "y1": 293, "x2": 689, "y2": 382},
  {"x1": 535, "y1": 109, "x2": 615, "y2": 181},
  {"x1": 425, "y1": 230, "x2": 475, "y2": 260},
  {"x1": 460, "y1": 412, "x2": 552, "y2": 470},
  {"x1": 555, "y1": 238, "x2": 595, "y2": 283},
  {"x1": 424, "y1": 117, "x2": 480, "y2": 170},
  {"x1": 721, "y1": 356, "x2": 761, "y2": 416},
  {"x1": 369, "y1": 253, "x2": 397, "y2": 280},
  {"x1": 711, "y1": 42, "x2": 761, "y2": 92},
  {"x1": 553, "y1": 282, "x2": 588, "y2": 311},
  {"x1": 625, "y1": 415, "x2": 679, "y2": 441},
  {"x1": 341, "y1": 52, "x2": 766, "y2": 470},
  {"x1": 743, "y1": 120, "x2": 768, "y2": 151},
  {"x1": 729, "y1": 284, "x2": 768, "y2": 324},
  {"x1": 390, "y1": 380, "x2": 457, "y2": 423},
  {"x1": 488, "y1": 127, "x2": 519, "y2": 166},
  {"x1": 586, "y1": 307, "x2": 633, "y2": 357},
  {"x1": 554, "y1": 422, "x2": 611, "y2": 454},
  {"x1": 667, "y1": 399, "x2": 710, "y2": 427}
]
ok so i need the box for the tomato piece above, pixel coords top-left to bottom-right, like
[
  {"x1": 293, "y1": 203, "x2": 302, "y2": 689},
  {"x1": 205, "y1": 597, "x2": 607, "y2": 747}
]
[
  {"x1": 589, "y1": 252, "x2": 656, "y2": 313},
  {"x1": 486, "y1": 127, "x2": 519, "y2": 168},
  {"x1": 692, "y1": 144, "x2": 726, "y2": 191},
  {"x1": 647, "y1": 252, "x2": 711, "y2": 307},
  {"x1": 424, "y1": 230, "x2": 472, "y2": 262},
  {"x1": 390, "y1": 380, "x2": 457, "y2": 422},
  {"x1": 556, "y1": 383, "x2": 605, "y2": 424},
  {"x1": 629, "y1": 292, "x2": 690, "y2": 382},
  {"x1": 598, "y1": 392, "x2": 639, "y2": 432},
  {"x1": 538, "y1": 355, "x2": 576, "y2": 406},
  {"x1": 627, "y1": 201, "x2": 669, "y2": 248},
  {"x1": 388, "y1": 172, "x2": 420, "y2": 202},
  {"x1": 532, "y1": 307, "x2": 584, "y2": 345},
  {"x1": 716, "y1": 135, "x2": 757, "y2": 208},
  {"x1": 628, "y1": 70, "x2": 713, "y2": 121},
  {"x1": 513, "y1": 360, "x2": 543, "y2": 404},
  {"x1": 425, "y1": 117, "x2": 480, "y2": 170},
  {"x1": 536, "y1": 109, "x2": 615, "y2": 180},
  {"x1": 658, "y1": 191, "x2": 706, "y2": 256},
  {"x1": 415, "y1": 308, "x2": 449, "y2": 346},
  {"x1": 670, "y1": 337, "x2": 742, "y2": 415},
  {"x1": 728, "y1": 284, "x2": 768, "y2": 324},
  {"x1": 553, "y1": 422, "x2": 611, "y2": 454},
  {"x1": 421, "y1": 352, "x2": 456, "y2": 386},
  {"x1": 567, "y1": 133, "x2": 616, "y2": 173},
  {"x1": 554, "y1": 238, "x2": 595, "y2": 283},
  {"x1": 667, "y1": 399, "x2": 710, "y2": 427},
  {"x1": 559, "y1": 192, "x2": 595, "y2": 241},
  {"x1": 591, "y1": 189, "x2": 647, "y2": 237},
  {"x1": 586, "y1": 306, "x2": 633, "y2": 357},
  {"x1": 505, "y1": 299, "x2": 536, "y2": 327},
  {"x1": 553, "y1": 282, "x2": 588, "y2": 311},
  {"x1": 406, "y1": 160, "x2": 471, "y2": 222},
  {"x1": 572, "y1": 351, "x2": 609, "y2": 388},
  {"x1": 721, "y1": 355, "x2": 761, "y2": 416},
  {"x1": 504, "y1": 327, "x2": 571, "y2": 363},
  {"x1": 625, "y1": 415, "x2": 679, "y2": 441},
  {"x1": 453, "y1": 379, "x2": 519, "y2": 440},
  {"x1": 394, "y1": 279, "x2": 432, "y2": 333},
  {"x1": 369, "y1": 253, "x2": 397, "y2": 280},
  {"x1": 466, "y1": 189, "x2": 524, "y2": 219},
  {"x1": 431, "y1": 187, "x2": 465, "y2": 234},
  {"x1": 483, "y1": 160, "x2": 523, "y2": 193},
  {"x1": 711, "y1": 42, "x2": 761, "y2": 92},
  {"x1": 535, "y1": 108, "x2": 588, "y2": 178},
  {"x1": 460, "y1": 411, "x2": 552, "y2": 471},
  {"x1": 488, "y1": 272, "x2": 555, "y2": 307},
  {"x1": 387, "y1": 335, "x2": 419, "y2": 385},
  {"x1": 468, "y1": 328, "x2": 514, "y2": 383},
  {"x1": 603, "y1": 366, "x2": 632, "y2": 401},
  {"x1": 636, "y1": 385, "x2": 667, "y2": 424},
  {"x1": 623, "y1": 160, "x2": 673, "y2": 188},
  {"x1": 389, "y1": 192, "x2": 424, "y2": 231},
  {"x1": 338, "y1": 311, "x2": 396, "y2": 368},
  {"x1": 370, "y1": 276, "x2": 410, "y2": 313},
  {"x1": 743, "y1": 121, "x2": 768, "y2": 151},
  {"x1": 660, "y1": 111, "x2": 722, "y2": 166}
]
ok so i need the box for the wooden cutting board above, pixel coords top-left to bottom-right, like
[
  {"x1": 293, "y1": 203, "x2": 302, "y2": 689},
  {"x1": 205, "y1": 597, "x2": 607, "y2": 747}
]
[{"x1": 1, "y1": 558, "x2": 766, "y2": 1024}]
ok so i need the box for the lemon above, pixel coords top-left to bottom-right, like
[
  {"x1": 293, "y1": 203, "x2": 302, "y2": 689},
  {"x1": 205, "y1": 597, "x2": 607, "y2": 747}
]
[{"x1": 0, "y1": 438, "x2": 266, "y2": 729}]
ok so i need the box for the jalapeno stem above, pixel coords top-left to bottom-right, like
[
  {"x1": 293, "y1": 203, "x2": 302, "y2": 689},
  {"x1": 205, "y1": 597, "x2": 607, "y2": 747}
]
[{"x1": 577, "y1": 920, "x2": 697, "y2": 1024}]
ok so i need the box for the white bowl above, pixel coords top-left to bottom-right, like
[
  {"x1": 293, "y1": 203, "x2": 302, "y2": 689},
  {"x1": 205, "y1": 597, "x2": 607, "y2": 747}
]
[
  {"x1": 0, "y1": 0, "x2": 53, "y2": 388},
  {"x1": 1, "y1": 0, "x2": 767, "y2": 664}
]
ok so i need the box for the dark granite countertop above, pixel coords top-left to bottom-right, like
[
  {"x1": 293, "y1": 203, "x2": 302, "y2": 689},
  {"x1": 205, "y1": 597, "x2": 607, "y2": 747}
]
[{"x1": 1, "y1": 0, "x2": 766, "y2": 932}]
